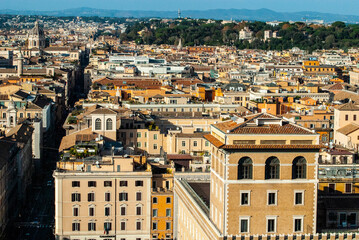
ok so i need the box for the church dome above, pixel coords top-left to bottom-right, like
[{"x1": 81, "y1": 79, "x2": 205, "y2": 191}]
[{"x1": 29, "y1": 21, "x2": 44, "y2": 37}]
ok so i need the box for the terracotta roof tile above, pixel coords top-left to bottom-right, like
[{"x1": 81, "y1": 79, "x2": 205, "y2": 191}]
[
  {"x1": 203, "y1": 134, "x2": 224, "y2": 148},
  {"x1": 213, "y1": 120, "x2": 239, "y2": 132},
  {"x1": 213, "y1": 113, "x2": 314, "y2": 135},
  {"x1": 59, "y1": 128, "x2": 95, "y2": 152},
  {"x1": 335, "y1": 102, "x2": 359, "y2": 111},
  {"x1": 90, "y1": 108, "x2": 117, "y2": 115},
  {"x1": 230, "y1": 123, "x2": 314, "y2": 135},
  {"x1": 336, "y1": 123, "x2": 359, "y2": 136},
  {"x1": 75, "y1": 134, "x2": 98, "y2": 142}
]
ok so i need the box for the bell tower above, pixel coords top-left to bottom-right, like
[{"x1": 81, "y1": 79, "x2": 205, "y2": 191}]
[{"x1": 6, "y1": 98, "x2": 17, "y2": 128}]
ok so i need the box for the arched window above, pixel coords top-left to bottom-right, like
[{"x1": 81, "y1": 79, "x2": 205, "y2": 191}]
[
  {"x1": 95, "y1": 118, "x2": 101, "y2": 130},
  {"x1": 265, "y1": 157, "x2": 280, "y2": 179},
  {"x1": 292, "y1": 157, "x2": 307, "y2": 179},
  {"x1": 238, "y1": 157, "x2": 253, "y2": 179},
  {"x1": 106, "y1": 118, "x2": 113, "y2": 130}
]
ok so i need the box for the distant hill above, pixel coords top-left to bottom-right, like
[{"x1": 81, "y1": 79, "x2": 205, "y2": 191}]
[{"x1": 1, "y1": 7, "x2": 359, "y2": 23}]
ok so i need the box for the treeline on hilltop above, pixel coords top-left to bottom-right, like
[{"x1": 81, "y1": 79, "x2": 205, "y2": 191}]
[{"x1": 118, "y1": 19, "x2": 359, "y2": 51}]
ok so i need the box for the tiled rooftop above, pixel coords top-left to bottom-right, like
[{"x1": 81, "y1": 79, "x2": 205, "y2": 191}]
[{"x1": 213, "y1": 113, "x2": 315, "y2": 135}]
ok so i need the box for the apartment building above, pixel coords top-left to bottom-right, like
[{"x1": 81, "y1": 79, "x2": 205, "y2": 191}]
[
  {"x1": 0, "y1": 123, "x2": 33, "y2": 239},
  {"x1": 54, "y1": 156, "x2": 152, "y2": 240},
  {"x1": 150, "y1": 164, "x2": 174, "y2": 240},
  {"x1": 334, "y1": 102, "x2": 359, "y2": 149},
  {"x1": 317, "y1": 149, "x2": 359, "y2": 231},
  {"x1": 118, "y1": 128, "x2": 165, "y2": 155},
  {"x1": 174, "y1": 113, "x2": 321, "y2": 239}
]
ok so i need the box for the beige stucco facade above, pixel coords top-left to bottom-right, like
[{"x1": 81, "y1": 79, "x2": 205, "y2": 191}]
[{"x1": 54, "y1": 157, "x2": 152, "y2": 240}]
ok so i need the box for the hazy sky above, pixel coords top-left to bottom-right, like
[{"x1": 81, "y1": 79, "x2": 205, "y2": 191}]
[{"x1": 1, "y1": 0, "x2": 358, "y2": 16}]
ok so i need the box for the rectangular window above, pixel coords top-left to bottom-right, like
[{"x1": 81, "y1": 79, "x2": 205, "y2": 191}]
[
  {"x1": 88, "y1": 181, "x2": 96, "y2": 187},
  {"x1": 345, "y1": 115, "x2": 349, "y2": 121},
  {"x1": 240, "y1": 191, "x2": 250, "y2": 206},
  {"x1": 345, "y1": 183, "x2": 352, "y2": 193},
  {"x1": 105, "y1": 192, "x2": 111, "y2": 202},
  {"x1": 182, "y1": 141, "x2": 186, "y2": 147},
  {"x1": 73, "y1": 207, "x2": 79, "y2": 216},
  {"x1": 153, "y1": 144, "x2": 158, "y2": 150},
  {"x1": 137, "y1": 142, "x2": 141, "y2": 147},
  {"x1": 117, "y1": 165, "x2": 121, "y2": 172},
  {"x1": 120, "y1": 181, "x2": 128, "y2": 187},
  {"x1": 135, "y1": 180, "x2": 144, "y2": 187},
  {"x1": 136, "y1": 192, "x2": 142, "y2": 201},
  {"x1": 120, "y1": 221, "x2": 126, "y2": 231},
  {"x1": 267, "y1": 217, "x2": 276, "y2": 233},
  {"x1": 354, "y1": 115, "x2": 357, "y2": 121},
  {"x1": 71, "y1": 193, "x2": 81, "y2": 202},
  {"x1": 89, "y1": 207, "x2": 94, "y2": 216},
  {"x1": 166, "y1": 197, "x2": 171, "y2": 204},
  {"x1": 267, "y1": 192, "x2": 277, "y2": 205},
  {"x1": 88, "y1": 193, "x2": 95, "y2": 202},
  {"x1": 152, "y1": 222, "x2": 158, "y2": 230},
  {"x1": 294, "y1": 217, "x2": 303, "y2": 232},
  {"x1": 72, "y1": 181, "x2": 80, "y2": 187},
  {"x1": 105, "y1": 207, "x2": 110, "y2": 216},
  {"x1": 72, "y1": 223, "x2": 80, "y2": 231},
  {"x1": 136, "y1": 206, "x2": 142, "y2": 215},
  {"x1": 104, "y1": 222, "x2": 112, "y2": 231},
  {"x1": 193, "y1": 141, "x2": 198, "y2": 147},
  {"x1": 153, "y1": 209, "x2": 158, "y2": 217},
  {"x1": 348, "y1": 213, "x2": 357, "y2": 226},
  {"x1": 154, "y1": 134, "x2": 158, "y2": 140},
  {"x1": 119, "y1": 192, "x2": 128, "y2": 201},
  {"x1": 104, "y1": 181, "x2": 112, "y2": 187},
  {"x1": 88, "y1": 222, "x2": 96, "y2": 231},
  {"x1": 121, "y1": 206, "x2": 126, "y2": 216},
  {"x1": 136, "y1": 221, "x2": 142, "y2": 230},
  {"x1": 137, "y1": 132, "x2": 141, "y2": 138},
  {"x1": 239, "y1": 218, "x2": 249, "y2": 233},
  {"x1": 329, "y1": 183, "x2": 335, "y2": 193},
  {"x1": 295, "y1": 191, "x2": 304, "y2": 205},
  {"x1": 166, "y1": 209, "x2": 171, "y2": 217},
  {"x1": 153, "y1": 197, "x2": 158, "y2": 204},
  {"x1": 166, "y1": 222, "x2": 171, "y2": 230}
]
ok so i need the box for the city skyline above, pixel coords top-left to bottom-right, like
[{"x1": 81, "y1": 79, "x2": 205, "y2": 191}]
[
  {"x1": 0, "y1": 0, "x2": 358, "y2": 16},
  {"x1": 1, "y1": 4, "x2": 359, "y2": 239}
]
